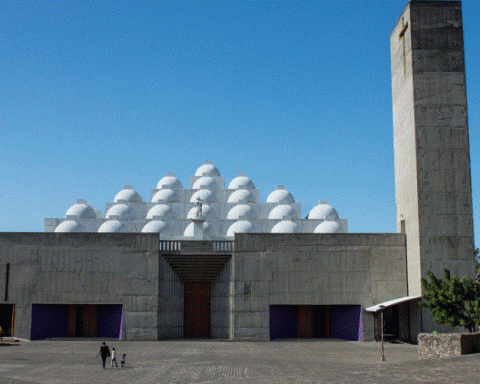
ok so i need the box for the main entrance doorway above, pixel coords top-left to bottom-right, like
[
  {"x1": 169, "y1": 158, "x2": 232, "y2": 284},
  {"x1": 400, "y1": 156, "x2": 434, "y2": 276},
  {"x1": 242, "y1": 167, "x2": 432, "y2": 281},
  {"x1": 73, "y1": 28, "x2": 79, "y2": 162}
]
[
  {"x1": 31, "y1": 304, "x2": 123, "y2": 340},
  {"x1": 0, "y1": 304, "x2": 15, "y2": 337},
  {"x1": 184, "y1": 282, "x2": 211, "y2": 338},
  {"x1": 270, "y1": 305, "x2": 361, "y2": 341}
]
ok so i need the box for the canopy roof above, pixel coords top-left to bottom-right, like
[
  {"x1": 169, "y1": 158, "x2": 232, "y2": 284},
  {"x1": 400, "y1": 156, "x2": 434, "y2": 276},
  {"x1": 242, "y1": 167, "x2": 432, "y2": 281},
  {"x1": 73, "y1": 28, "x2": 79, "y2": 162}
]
[{"x1": 366, "y1": 295, "x2": 422, "y2": 312}]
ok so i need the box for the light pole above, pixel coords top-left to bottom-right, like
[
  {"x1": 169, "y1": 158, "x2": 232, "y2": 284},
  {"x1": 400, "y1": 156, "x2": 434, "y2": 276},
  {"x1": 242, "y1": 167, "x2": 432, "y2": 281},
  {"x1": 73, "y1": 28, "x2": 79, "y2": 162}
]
[{"x1": 379, "y1": 305, "x2": 385, "y2": 361}]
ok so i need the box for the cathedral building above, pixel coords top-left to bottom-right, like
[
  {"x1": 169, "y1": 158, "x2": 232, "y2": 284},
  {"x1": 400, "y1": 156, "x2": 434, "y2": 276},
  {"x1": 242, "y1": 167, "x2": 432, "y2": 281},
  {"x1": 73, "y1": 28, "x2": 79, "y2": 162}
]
[{"x1": 0, "y1": 1, "x2": 475, "y2": 343}]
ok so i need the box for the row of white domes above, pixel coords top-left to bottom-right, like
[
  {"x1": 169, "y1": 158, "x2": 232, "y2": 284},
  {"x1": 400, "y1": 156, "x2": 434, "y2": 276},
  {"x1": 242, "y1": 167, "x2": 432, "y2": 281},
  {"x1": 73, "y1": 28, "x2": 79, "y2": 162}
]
[
  {"x1": 113, "y1": 183, "x2": 292, "y2": 203},
  {"x1": 64, "y1": 199, "x2": 339, "y2": 222},
  {"x1": 56, "y1": 217, "x2": 342, "y2": 235}
]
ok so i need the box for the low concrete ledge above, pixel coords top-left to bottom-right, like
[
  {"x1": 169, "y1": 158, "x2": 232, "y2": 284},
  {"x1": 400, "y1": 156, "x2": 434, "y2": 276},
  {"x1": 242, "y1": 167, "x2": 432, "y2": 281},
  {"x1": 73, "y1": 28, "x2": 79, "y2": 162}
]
[{"x1": 418, "y1": 332, "x2": 480, "y2": 358}]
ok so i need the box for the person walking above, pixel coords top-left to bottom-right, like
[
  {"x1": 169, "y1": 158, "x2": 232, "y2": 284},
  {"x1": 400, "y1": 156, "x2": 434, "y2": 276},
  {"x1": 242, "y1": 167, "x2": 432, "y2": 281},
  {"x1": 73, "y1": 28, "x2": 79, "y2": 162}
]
[
  {"x1": 110, "y1": 347, "x2": 118, "y2": 367},
  {"x1": 97, "y1": 342, "x2": 111, "y2": 369},
  {"x1": 120, "y1": 353, "x2": 126, "y2": 368}
]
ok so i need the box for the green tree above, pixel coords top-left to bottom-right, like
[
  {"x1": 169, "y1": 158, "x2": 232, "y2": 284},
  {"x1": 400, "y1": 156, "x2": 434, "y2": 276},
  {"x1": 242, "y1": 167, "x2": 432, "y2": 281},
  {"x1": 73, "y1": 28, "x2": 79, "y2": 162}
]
[{"x1": 421, "y1": 268, "x2": 480, "y2": 333}]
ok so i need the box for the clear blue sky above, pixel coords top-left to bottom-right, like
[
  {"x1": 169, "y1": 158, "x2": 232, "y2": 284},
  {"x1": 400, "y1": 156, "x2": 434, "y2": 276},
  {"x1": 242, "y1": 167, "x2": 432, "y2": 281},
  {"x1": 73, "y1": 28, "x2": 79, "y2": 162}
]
[{"x1": 1, "y1": 1, "x2": 479, "y2": 246}]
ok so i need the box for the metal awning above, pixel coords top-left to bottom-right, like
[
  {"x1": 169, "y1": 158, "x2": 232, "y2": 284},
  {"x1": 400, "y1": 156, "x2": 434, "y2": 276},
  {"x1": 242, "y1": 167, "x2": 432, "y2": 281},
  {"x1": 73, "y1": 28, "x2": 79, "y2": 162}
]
[{"x1": 366, "y1": 295, "x2": 422, "y2": 313}]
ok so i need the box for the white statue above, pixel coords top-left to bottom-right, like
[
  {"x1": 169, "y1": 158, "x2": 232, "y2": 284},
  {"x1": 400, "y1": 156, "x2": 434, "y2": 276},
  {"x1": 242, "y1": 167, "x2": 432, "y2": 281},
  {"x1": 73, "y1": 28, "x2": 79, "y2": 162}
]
[{"x1": 195, "y1": 197, "x2": 203, "y2": 218}]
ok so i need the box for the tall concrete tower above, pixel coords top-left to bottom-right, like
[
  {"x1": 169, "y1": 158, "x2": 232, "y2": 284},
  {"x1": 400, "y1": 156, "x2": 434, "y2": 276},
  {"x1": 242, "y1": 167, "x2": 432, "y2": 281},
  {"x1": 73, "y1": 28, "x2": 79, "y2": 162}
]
[{"x1": 391, "y1": 1, "x2": 475, "y2": 300}]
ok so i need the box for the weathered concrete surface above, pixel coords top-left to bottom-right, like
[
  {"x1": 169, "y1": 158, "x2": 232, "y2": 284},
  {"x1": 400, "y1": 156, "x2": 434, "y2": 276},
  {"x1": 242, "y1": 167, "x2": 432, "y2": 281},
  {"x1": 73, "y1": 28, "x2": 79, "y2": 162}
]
[
  {"x1": 391, "y1": 1, "x2": 474, "y2": 302},
  {"x1": 233, "y1": 233, "x2": 407, "y2": 341},
  {"x1": 419, "y1": 332, "x2": 480, "y2": 358},
  {"x1": 1, "y1": 340, "x2": 480, "y2": 384},
  {"x1": 0, "y1": 233, "x2": 159, "y2": 341}
]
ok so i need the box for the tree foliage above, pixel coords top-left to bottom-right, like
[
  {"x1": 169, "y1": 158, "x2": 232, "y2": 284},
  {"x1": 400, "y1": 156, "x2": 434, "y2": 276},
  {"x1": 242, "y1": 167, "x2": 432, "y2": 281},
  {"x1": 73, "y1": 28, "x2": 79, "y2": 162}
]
[{"x1": 421, "y1": 268, "x2": 480, "y2": 333}]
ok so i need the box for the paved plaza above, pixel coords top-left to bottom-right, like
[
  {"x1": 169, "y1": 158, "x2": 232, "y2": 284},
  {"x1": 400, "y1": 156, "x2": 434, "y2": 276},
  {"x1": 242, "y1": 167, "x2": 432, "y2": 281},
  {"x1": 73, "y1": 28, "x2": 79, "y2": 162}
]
[{"x1": 1, "y1": 339, "x2": 480, "y2": 384}]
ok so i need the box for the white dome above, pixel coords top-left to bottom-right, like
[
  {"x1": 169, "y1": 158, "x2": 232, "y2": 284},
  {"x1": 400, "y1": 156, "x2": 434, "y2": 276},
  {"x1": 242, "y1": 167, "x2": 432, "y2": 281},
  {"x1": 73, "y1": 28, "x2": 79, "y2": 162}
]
[
  {"x1": 55, "y1": 220, "x2": 84, "y2": 233},
  {"x1": 141, "y1": 220, "x2": 167, "y2": 233},
  {"x1": 314, "y1": 221, "x2": 342, "y2": 233},
  {"x1": 266, "y1": 186, "x2": 295, "y2": 204},
  {"x1": 268, "y1": 205, "x2": 295, "y2": 220},
  {"x1": 227, "y1": 204, "x2": 254, "y2": 220},
  {"x1": 190, "y1": 189, "x2": 214, "y2": 203},
  {"x1": 151, "y1": 189, "x2": 177, "y2": 203},
  {"x1": 195, "y1": 161, "x2": 220, "y2": 177},
  {"x1": 156, "y1": 174, "x2": 183, "y2": 190},
  {"x1": 114, "y1": 187, "x2": 142, "y2": 203},
  {"x1": 97, "y1": 220, "x2": 126, "y2": 233},
  {"x1": 227, "y1": 189, "x2": 254, "y2": 203},
  {"x1": 228, "y1": 174, "x2": 255, "y2": 190},
  {"x1": 146, "y1": 204, "x2": 174, "y2": 220},
  {"x1": 187, "y1": 204, "x2": 214, "y2": 219},
  {"x1": 192, "y1": 176, "x2": 218, "y2": 190},
  {"x1": 226, "y1": 220, "x2": 253, "y2": 237},
  {"x1": 271, "y1": 220, "x2": 298, "y2": 233},
  {"x1": 65, "y1": 203, "x2": 96, "y2": 219},
  {"x1": 105, "y1": 204, "x2": 134, "y2": 220},
  {"x1": 183, "y1": 221, "x2": 210, "y2": 237},
  {"x1": 308, "y1": 202, "x2": 339, "y2": 220}
]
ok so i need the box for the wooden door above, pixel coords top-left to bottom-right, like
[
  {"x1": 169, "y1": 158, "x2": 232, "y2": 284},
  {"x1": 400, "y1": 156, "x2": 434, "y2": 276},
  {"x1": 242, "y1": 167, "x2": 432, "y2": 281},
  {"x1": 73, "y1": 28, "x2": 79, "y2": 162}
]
[
  {"x1": 298, "y1": 305, "x2": 314, "y2": 338},
  {"x1": 82, "y1": 305, "x2": 98, "y2": 337},
  {"x1": 184, "y1": 282, "x2": 211, "y2": 338},
  {"x1": 68, "y1": 305, "x2": 76, "y2": 337}
]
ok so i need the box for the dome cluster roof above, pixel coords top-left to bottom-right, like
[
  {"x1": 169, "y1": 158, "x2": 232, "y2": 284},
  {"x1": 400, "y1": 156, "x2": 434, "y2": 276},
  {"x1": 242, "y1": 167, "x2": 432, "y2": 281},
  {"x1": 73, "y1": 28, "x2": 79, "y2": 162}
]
[
  {"x1": 55, "y1": 220, "x2": 84, "y2": 233},
  {"x1": 266, "y1": 186, "x2": 295, "y2": 204},
  {"x1": 271, "y1": 220, "x2": 298, "y2": 233},
  {"x1": 190, "y1": 189, "x2": 214, "y2": 203},
  {"x1": 227, "y1": 220, "x2": 253, "y2": 237},
  {"x1": 193, "y1": 176, "x2": 218, "y2": 190},
  {"x1": 308, "y1": 200, "x2": 339, "y2": 220},
  {"x1": 227, "y1": 204, "x2": 254, "y2": 220},
  {"x1": 228, "y1": 173, "x2": 255, "y2": 190},
  {"x1": 151, "y1": 189, "x2": 177, "y2": 203},
  {"x1": 50, "y1": 161, "x2": 346, "y2": 237},
  {"x1": 228, "y1": 189, "x2": 254, "y2": 203},
  {"x1": 195, "y1": 161, "x2": 220, "y2": 177},
  {"x1": 314, "y1": 221, "x2": 342, "y2": 233},
  {"x1": 142, "y1": 220, "x2": 167, "y2": 233},
  {"x1": 268, "y1": 204, "x2": 294, "y2": 220},
  {"x1": 98, "y1": 220, "x2": 126, "y2": 233},
  {"x1": 157, "y1": 173, "x2": 183, "y2": 190},
  {"x1": 114, "y1": 186, "x2": 143, "y2": 203},
  {"x1": 106, "y1": 204, "x2": 133, "y2": 221},
  {"x1": 65, "y1": 201, "x2": 96, "y2": 220}
]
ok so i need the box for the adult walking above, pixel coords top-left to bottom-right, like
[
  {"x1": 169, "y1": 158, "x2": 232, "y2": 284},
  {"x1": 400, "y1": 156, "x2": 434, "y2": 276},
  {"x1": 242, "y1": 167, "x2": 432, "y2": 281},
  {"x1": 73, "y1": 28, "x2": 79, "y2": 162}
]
[{"x1": 97, "y1": 342, "x2": 111, "y2": 369}]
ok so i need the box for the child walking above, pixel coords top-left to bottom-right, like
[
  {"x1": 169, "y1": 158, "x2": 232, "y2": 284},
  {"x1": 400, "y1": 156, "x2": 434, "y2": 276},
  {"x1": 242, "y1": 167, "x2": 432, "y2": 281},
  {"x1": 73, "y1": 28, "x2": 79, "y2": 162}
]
[{"x1": 111, "y1": 347, "x2": 118, "y2": 367}]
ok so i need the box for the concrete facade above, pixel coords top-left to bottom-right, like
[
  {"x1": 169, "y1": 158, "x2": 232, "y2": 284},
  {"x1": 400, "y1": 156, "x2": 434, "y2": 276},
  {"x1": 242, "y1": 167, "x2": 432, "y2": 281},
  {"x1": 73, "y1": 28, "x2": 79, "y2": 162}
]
[
  {"x1": 0, "y1": 233, "x2": 159, "y2": 341},
  {"x1": 232, "y1": 233, "x2": 407, "y2": 341},
  {"x1": 0, "y1": 232, "x2": 407, "y2": 341},
  {"x1": 391, "y1": 0, "x2": 475, "y2": 299}
]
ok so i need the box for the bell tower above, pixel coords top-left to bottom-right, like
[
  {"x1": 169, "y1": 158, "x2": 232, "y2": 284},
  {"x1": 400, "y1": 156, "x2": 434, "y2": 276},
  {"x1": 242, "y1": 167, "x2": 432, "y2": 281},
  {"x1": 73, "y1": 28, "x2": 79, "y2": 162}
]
[{"x1": 391, "y1": 1, "x2": 475, "y2": 300}]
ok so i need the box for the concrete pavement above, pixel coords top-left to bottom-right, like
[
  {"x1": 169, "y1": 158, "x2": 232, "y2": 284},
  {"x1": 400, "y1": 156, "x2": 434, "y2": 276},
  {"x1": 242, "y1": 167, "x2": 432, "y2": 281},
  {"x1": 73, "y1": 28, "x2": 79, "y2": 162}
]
[{"x1": 0, "y1": 339, "x2": 479, "y2": 384}]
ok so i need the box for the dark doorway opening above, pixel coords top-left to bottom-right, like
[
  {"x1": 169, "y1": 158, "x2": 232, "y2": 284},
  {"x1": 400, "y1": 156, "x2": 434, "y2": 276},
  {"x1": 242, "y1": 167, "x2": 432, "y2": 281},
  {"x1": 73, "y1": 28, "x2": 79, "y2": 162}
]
[
  {"x1": 0, "y1": 304, "x2": 15, "y2": 337},
  {"x1": 31, "y1": 304, "x2": 122, "y2": 340},
  {"x1": 270, "y1": 305, "x2": 361, "y2": 341},
  {"x1": 374, "y1": 305, "x2": 400, "y2": 341},
  {"x1": 184, "y1": 282, "x2": 211, "y2": 338}
]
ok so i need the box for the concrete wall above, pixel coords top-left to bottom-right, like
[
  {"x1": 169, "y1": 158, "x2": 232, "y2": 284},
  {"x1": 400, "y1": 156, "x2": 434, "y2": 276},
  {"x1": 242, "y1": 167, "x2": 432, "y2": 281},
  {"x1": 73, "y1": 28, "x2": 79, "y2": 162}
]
[
  {"x1": 233, "y1": 233, "x2": 407, "y2": 341},
  {"x1": 157, "y1": 256, "x2": 183, "y2": 339},
  {"x1": 391, "y1": 1, "x2": 475, "y2": 301},
  {"x1": 0, "y1": 233, "x2": 159, "y2": 341},
  {"x1": 211, "y1": 260, "x2": 231, "y2": 338}
]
